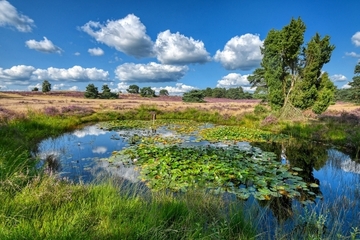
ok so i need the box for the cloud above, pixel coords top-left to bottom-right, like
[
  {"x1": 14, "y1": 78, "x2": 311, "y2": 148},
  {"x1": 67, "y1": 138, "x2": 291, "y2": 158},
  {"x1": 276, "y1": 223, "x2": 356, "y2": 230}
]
[
  {"x1": 0, "y1": 1, "x2": 34, "y2": 32},
  {"x1": 92, "y1": 146, "x2": 107, "y2": 154},
  {"x1": 346, "y1": 52, "x2": 360, "y2": 58},
  {"x1": 214, "y1": 33, "x2": 263, "y2": 70},
  {"x1": 0, "y1": 65, "x2": 35, "y2": 80},
  {"x1": 352, "y1": 32, "x2": 360, "y2": 47},
  {"x1": 73, "y1": 126, "x2": 107, "y2": 138},
  {"x1": 32, "y1": 66, "x2": 109, "y2": 82},
  {"x1": 74, "y1": 52, "x2": 81, "y2": 56},
  {"x1": 154, "y1": 30, "x2": 211, "y2": 65},
  {"x1": 88, "y1": 47, "x2": 104, "y2": 56},
  {"x1": 216, "y1": 73, "x2": 251, "y2": 88},
  {"x1": 0, "y1": 65, "x2": 109, "y2": 84},
  {"x1": 81, "y1": 14, "x2": 154, "y2": 58},
  {"x1": 112, "y1": 82, "x2": 129, "y2": 93},
  {"x1": 25, "y1": 37, "x2": 62, "y2": 54},
  {"x1": 341, "y1": 83, "x2": 351, "y2": 89},
  {"x1": 115, "y1": 62, "x2": 188, "y2": 83},
  {"x1": 152, "y1": 83, "x2": 197, "y2": 95},
  {"x1": 69, "y1": 86, "x2": 78, "y2": 91},
  {"x1": 330, "y1": 74, "x2": 347, "y2": 82},
  {"x1": 27, "y1": 83, "x2": 41, "y2": 91}
]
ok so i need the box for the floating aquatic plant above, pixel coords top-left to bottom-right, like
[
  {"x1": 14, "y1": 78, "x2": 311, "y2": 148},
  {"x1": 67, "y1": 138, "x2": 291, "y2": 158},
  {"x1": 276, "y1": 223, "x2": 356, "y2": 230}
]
[{"x1": 111, "y1": 144, "x2": 316, "y2": 201}]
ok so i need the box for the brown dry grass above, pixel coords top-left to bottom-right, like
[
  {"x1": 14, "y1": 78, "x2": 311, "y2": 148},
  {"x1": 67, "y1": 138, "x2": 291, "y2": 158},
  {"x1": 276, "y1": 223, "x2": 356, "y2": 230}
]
[
  {"x1": 0, "y1": 91, "x2": 260, "y2": 116},
  {"x1": 1, "y1": 91, "x2": 357, "y2": 117}
]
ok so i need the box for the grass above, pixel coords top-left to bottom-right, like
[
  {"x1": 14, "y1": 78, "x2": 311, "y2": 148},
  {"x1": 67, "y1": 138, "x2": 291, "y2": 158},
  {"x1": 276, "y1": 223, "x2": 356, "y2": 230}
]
[{"x1": 1, "y1": 104, "x2": 360, "y2": 239}]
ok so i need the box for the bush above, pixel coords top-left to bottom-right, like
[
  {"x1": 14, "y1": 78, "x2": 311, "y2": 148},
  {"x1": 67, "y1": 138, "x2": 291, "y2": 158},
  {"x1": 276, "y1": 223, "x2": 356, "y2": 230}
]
[
  {"x1": 182, "y1": 90, "x2": 204, "y2": 103},
  {"x1": 140, "y1": 87, "x2": 156, "y2": 97}
]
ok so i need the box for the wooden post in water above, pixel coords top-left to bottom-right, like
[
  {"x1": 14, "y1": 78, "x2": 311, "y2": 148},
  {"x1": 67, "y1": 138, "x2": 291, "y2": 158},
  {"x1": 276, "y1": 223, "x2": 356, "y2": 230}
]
[{"x1": 150, "y1": 111, "x2": 156, "y2": 134}]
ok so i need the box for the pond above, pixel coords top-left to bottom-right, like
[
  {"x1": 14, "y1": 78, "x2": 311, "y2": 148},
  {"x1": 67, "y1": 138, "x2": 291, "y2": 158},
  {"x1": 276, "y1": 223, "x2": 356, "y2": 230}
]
[{"x1": 35, "y1": 121, "x2": 360, "y2": 236}]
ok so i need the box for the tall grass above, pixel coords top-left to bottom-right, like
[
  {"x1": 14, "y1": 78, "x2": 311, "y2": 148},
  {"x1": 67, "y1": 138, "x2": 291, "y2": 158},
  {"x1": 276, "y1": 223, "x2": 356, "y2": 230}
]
[
  {"x1": 0, "y1": 177, "x2": 255, "y2": 239},
  {"x1": 1, "y1": 106, "x2": 360, "y2": 239}
]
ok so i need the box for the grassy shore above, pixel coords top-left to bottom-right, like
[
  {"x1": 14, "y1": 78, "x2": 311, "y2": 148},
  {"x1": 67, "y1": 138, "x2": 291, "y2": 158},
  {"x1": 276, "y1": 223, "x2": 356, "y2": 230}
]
[{"x1": 1, "y1": 100, "x2": 360, "y2": 239}]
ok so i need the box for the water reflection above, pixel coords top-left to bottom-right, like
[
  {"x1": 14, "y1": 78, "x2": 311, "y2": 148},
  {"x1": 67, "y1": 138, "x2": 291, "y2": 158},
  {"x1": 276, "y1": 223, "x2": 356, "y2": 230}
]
[{"x1": 36, "y1": 124, "x2": 360, "y2": 234}]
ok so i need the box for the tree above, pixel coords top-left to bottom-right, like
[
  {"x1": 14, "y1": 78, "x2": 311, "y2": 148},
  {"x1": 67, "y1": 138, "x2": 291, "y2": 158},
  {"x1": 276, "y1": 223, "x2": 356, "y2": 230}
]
[
  {"x1": 249, "y1": 17, "x2": 335, "y2": 115},
  {"x1": 84, "y1": 84, "x2": 99, "y2": 99},
  {"x1": 140, "y1": 87, "x2": 156, "y2": 97},
  {"x1": 126, "y1": 84, "x2": 140, "y2": 94},
  {"x1": 42, "y1": 80, "x2": 51, "y2": 93},
  {"x1": 212, "y1": 87, "x2": 227, "y2": 98},
  {"x1": 225, "y1": 87, "x2": 244, "y2": 99},
  {"x1": 159, "y1": 89, "x2": 169, "y2": 96},
  {"x1": 182, "y1": 90, "x2": 205, "y2": 102},
  {"x1": 101, "y1": 84, "x2": 118, "y2": 99},
  {"x1": 32, "y1": 87, "x2": 39, "y2": 92},
  {"x1": 202, "y1": 87, "x2": 213, "y2": 97},
  {"x1": 348, "y1": 62, "x2": 360, "y2": 103}
]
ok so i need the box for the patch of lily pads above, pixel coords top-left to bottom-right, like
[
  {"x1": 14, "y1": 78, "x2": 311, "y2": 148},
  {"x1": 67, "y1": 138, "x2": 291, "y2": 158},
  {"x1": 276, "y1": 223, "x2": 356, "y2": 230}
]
[
  {"x1": 199, "y1": 126, "x2": 289, "y2": 143},
  {"x1": 101, "y1": 119, "x2": 316, "y2": 202},
  {"x1": 110, "y1": 144, "x2": 316, "y2": 201}
]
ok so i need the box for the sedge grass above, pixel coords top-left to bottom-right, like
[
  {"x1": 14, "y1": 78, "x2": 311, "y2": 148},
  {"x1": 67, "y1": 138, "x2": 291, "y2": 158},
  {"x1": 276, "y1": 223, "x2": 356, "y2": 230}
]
[
  {"x1": 1, "y1": 106, "x2": 360, "y2": 239},
  {"x1": 0, "y1": 177, "x2": 256, "y2": 239}
]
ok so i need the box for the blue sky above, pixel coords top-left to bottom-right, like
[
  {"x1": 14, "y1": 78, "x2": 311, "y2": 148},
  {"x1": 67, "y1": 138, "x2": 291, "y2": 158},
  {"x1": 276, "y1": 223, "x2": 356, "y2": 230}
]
[{"x1": 0, "y1": 0, "x2": 359, "y2": 94}]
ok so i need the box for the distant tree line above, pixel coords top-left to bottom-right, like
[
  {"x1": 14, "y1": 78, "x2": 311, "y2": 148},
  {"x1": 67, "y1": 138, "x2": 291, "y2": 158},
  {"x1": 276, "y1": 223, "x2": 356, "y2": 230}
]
[{"x1": 199, "y1": 87, "x2": 253, "y2": 99}]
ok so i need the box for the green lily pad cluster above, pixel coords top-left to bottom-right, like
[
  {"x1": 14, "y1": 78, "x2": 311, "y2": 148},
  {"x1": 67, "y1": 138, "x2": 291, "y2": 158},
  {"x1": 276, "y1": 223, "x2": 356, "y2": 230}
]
[
  {"x1": 200, "y1": 126, "x2": 289, "y2": 143},
  {"x1": 113, "y1": 144, "x2": 315, "y2": 201}
]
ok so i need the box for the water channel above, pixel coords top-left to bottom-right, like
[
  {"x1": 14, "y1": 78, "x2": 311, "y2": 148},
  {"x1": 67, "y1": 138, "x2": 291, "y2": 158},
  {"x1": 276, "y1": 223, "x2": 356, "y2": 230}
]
[{"x1": 35, "y1": 123, "x2": 360, "y2": 236}]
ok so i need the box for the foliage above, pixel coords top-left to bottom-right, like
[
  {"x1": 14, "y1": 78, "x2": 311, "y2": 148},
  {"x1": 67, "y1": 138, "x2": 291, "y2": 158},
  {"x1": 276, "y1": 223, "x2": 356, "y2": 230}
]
[
  {"x1": 84, "y1": 84, "x2": 99, "y2": 99},
  {"x1": 114, "y1": 144, "x2": 314, "y2": 201},
  {"x1": 348, "y1": 62, "x2": 360, "y2": 103},
  {"x1": 182, "y1": 90, "x2": 205, "y2": 102},
  {"x1": 126, "y1": 84, "x2": 140, "y2": 94},
  {"x1": 200, "y1": 125, "x2": 288, "y2": 143},
  {"x1": 140, "y1": 87, "x2": 156, "y2": 97},
  {"x1": 159, "y1": 89, "x2": 169, "y2": 96},
  {"x1": 335, "y1": 88, "x2": 352, "y2": 102},
  {"x1": 42, "y1": 80, "x2": 51, "y2": 93},
  {"x1": 31, "y1": 87, "x2": 39, "y2": 92},
  {"x1": 100, "y1": 84, "x2": 118, "y2": 99},
  {"x1": 249, "y1": 17, "x2": 335, "y2": 114},
  {"x1": 199, "y1": 87, "x2": 253, "y2": 99}
]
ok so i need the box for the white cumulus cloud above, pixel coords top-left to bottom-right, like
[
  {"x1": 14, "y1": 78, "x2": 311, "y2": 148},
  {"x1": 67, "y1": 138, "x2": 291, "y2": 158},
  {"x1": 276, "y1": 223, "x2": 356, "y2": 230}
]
[
  {"x1": 0, "y1": 0, "x2": 34, "y2": 32},
  {"x1": 330, "y1": 74, "x2": 347, "y2": 82},
  {"x1": 0, "y1": 65, "x2": 35, "y2": 80},
  {"x1": 216, "y1": 73, "x2": 251, "y2": 88},
  {"x1": 341, "y1": 83, "x2": 351, "y2": 89},
  {"x1": 69, "y1": 86, "x2": 78, "y2": 91},
  {"x1": 0, "y1": 65, "x2": 109, "y2": 85},
  {"x1": 112, "y1": 82, "x2": 129, "y2": 93},
  {"x1": 154, "y1": 30, "x2": 211, "y2": 65},
  {"x1": 152, "y1": 83, "x2": 196, "y2": 95},
  {"x1": 25, "y1": 37, "x2": 62, "y2": 54},
  {"x1": 352, "y1": 32, "x2": 360, "y2": 47},
  {"x1": 115, "y1": 62, "x2": 188, "y2": 83},
  {"x1": 32, "y1": 66, "x2": 109, "y2": 82},
  {"x1": 214, "y1": 33, "x2": 263, "y2": 70},
  {"x1": 346, "y1": 52, "x2": 360, "y2": 58},
  {"x1": 88, "y1": 47, "x2": 104, "y2": 56},
  {"x1": 81, "y1": 14, "x2": 154, "y2": 58}
]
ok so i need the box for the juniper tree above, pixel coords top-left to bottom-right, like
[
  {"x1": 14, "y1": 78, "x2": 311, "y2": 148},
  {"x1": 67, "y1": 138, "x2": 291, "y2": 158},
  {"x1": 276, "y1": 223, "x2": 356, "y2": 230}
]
[{"x1": 249, "y1": 17, "x2": 335, "y2": 115}]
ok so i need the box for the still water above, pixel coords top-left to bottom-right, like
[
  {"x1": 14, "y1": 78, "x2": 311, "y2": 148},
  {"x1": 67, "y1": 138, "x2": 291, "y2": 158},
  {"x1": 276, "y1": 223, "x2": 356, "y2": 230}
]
[{"x1": 35, "y1": 124, "x2": 360, "y2": 235}]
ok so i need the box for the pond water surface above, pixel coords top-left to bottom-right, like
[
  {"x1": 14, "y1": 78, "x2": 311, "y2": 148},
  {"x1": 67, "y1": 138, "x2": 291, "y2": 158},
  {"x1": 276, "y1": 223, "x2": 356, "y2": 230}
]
[{"x1": 35, "y1": 123, "x2": 360, "y2": 236}]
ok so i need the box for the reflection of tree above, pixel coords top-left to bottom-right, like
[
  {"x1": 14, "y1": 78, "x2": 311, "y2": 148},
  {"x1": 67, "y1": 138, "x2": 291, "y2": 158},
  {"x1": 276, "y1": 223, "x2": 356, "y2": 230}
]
[
  {"x1": 252, "y1": 140, "x2": 328, "y2": 220},
  {"x1": 258, "y1": 196, "x2": 293, "y2": 223}
]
